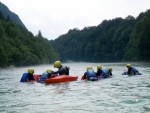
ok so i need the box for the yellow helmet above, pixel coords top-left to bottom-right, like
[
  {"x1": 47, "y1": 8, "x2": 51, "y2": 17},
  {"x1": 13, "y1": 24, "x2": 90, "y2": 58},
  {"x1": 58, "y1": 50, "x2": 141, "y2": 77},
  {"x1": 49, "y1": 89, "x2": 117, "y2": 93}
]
[
  {"x1": 126, "y1": 64, "x2": 131, "y2": 67},
  {"x1": 87, "y1": 66, "x2": 92, "y2": 70},
  {"x1": 97, "y1": 65, "x2": 102, "y2": 70},
  {"x1": 46, "y1": 69, "x2": 52, "y2": 73},
  {"x1": 54, "y1": 61, "x2": 61, "y2": 68},
  {"x1": 108, "y1": 67, "x2": 112, "y2": 71},
  {"x1": 28, "y1": 68, "x2": 34, "y2": 74}
]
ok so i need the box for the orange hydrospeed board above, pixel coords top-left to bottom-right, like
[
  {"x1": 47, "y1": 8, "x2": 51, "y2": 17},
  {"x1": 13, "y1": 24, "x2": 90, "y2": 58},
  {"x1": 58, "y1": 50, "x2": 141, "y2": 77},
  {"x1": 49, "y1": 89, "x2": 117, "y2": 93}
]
[{"x1": 45, "y1": 75, "x2": 78, "y2": 84}]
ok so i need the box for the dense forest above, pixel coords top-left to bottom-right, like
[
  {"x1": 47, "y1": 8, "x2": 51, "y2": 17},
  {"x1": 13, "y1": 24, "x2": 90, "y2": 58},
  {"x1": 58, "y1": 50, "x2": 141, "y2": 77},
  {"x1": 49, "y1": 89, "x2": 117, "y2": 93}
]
[
  {"x1": 0, "y1": 3, "x2": 149, "y2": 68},
  {"x1": 0, "y1": 11, "x2": 59, "y2": 67},
  {"x1": 52, "y1": 9, "x2": 150, "y2": 62}
]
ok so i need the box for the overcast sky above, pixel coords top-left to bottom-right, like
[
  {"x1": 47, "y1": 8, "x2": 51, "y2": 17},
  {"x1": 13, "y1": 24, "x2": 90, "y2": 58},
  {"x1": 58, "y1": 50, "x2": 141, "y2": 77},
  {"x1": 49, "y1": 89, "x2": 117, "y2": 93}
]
[{"x1": 1, "y1": 0, "x2": 150, "y2": 40}]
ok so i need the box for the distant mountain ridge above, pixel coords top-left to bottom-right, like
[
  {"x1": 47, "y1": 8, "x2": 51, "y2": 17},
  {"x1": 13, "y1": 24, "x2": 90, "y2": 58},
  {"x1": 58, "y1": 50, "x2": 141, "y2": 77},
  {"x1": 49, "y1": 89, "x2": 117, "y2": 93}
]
[{"x1": 0, "y1": 2, "x2": 26, "y2": 28}]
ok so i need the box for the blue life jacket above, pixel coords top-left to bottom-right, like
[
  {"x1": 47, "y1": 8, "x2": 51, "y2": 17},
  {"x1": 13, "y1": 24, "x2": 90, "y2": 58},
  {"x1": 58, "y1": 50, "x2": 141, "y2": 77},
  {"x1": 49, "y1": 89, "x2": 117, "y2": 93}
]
[
  {"x1": 131, "y1": 66, "x2": 138, "y2": 74},
  {"x1": 20, "y1": 73, "x2": 28, "y2": 82},
  {"x1": 131, "y1": 66, "x2": 138, "y2": 72},
  {"x1": 87, "y1": 69, "x2": 97, "y2": 81},
  {"x1": 38, "y1": 72, "x2": 48, "y2": 82},
  {"x1": 101, "y1": 69, "x2": 109, "y2": 78}
]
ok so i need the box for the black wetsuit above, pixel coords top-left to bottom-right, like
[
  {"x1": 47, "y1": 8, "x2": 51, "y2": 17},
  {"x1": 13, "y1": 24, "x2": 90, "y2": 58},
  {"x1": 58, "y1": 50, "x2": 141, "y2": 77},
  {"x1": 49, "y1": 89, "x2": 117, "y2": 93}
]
[
  {"x1": 27, "y1": 73, "x2": 34, "y2": 81},
  {"x1": 52, "y1": 65, "x2": 69, "y2": 75},
  {"x1": 96, "y1": 69, "x2": 103, "y2": 76}
]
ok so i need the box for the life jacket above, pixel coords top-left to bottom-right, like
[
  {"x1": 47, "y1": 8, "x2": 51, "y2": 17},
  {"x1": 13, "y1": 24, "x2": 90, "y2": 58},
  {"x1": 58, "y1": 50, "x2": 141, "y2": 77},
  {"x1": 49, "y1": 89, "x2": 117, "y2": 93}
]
[
  {"x1": 38, "y1": 72, "x2": 48, "y2": 82},
  {"x1": 20, "y1": 73, "x2": 28, "y2": 82},
  {"x1": 20, "y1": 73, "x2": 35, "y2": 82},
  {"x1": 101, "y1": 69, "x2": 109, "y2": 78},
  {"x1": 131, "y1": 66, "x2": 138, "y2": 75},
  {"x1": 86, "y1": 69, "x2": 98, "y2": 81}
]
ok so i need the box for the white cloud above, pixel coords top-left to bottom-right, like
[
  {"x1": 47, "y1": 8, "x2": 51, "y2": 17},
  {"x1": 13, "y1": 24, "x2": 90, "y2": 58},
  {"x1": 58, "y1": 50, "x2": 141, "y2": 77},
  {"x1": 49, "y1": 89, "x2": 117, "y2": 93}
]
[{"x1": 1, "y1": 0, "x2": 150, "y2": 40}]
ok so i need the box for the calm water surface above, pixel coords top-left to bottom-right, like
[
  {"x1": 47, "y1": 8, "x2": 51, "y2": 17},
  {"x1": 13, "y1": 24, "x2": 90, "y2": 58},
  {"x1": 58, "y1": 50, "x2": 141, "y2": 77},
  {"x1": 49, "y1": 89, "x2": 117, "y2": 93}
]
[{"x1": 0, "y1": 62, "x2": 150, "y2": 113}]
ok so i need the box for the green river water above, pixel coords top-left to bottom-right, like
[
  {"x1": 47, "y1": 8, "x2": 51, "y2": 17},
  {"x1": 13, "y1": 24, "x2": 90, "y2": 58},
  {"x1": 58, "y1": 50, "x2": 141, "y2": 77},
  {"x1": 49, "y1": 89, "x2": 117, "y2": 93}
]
[{"x1": 0, "y1": 62, "x2": 150, "y2": 113}]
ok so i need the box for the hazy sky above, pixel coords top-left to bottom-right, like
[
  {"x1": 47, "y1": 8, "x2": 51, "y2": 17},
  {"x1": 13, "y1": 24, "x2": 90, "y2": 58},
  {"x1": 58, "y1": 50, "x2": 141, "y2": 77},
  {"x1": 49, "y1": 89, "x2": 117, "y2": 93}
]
[{"x1": 1, "y1": 0, "x2": 150, "y2": 40}]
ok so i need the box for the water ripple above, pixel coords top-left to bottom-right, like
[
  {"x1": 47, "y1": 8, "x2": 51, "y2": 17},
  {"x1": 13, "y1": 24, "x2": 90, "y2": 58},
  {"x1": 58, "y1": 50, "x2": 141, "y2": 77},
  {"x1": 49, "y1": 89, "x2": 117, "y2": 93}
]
[{"x1": 0, "y1": 63, "x2": 150, "y2": 113}]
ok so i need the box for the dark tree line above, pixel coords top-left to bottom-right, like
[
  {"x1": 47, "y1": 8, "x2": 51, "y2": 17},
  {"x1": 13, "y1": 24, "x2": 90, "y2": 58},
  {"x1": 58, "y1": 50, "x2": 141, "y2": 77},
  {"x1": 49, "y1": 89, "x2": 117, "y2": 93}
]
[
  {"x1": 0, "y1": 9, "x2": 149, "y2": 67},
  {"x1": 0, "y1": 11, "x2": 59, "y2": 67},
  {"x1": 52, "y1": 9, "x2": 150, "y2": 62}
]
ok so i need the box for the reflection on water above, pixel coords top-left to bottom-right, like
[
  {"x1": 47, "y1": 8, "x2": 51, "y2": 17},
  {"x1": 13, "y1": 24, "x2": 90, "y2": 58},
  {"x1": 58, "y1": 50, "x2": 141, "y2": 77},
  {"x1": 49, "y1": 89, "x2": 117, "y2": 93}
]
[{"x1": 0, "y1": 62, "x2": 150, "y2": 113}]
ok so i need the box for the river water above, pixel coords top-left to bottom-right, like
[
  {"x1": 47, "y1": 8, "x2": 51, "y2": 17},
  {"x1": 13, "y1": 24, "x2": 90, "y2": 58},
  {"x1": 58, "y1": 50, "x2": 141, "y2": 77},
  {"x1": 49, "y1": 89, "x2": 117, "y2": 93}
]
[{"x1": 0, "y1": 62, "x2": 150, "y2": 113}]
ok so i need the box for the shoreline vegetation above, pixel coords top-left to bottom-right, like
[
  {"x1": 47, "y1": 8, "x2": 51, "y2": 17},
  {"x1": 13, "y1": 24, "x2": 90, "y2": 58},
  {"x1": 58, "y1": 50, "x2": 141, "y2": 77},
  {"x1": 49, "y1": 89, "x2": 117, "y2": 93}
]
[
  {"x1": 0, "y1": 11, "x2": 59, "y2": 68},
  {"x1": 52, "y1": 9, "x2": 150, "y2": 63},
  {"x1": 0, "y1": 6, "x2": 150, "y2": 67}
]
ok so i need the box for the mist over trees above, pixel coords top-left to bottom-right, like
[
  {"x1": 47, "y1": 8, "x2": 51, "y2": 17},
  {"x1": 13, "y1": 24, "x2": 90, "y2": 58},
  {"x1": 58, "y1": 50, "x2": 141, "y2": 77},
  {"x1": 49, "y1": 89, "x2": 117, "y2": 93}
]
[{"x1": 52, "y1": 9, "x2": 150, "y2": 62}]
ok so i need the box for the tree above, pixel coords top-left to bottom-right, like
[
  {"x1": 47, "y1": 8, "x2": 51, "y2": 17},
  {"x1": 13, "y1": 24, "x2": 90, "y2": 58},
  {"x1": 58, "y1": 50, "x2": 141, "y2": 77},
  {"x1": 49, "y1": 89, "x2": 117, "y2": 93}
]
[{"x1": 37, "y1": 30, "x2": 42, "y2": 38}]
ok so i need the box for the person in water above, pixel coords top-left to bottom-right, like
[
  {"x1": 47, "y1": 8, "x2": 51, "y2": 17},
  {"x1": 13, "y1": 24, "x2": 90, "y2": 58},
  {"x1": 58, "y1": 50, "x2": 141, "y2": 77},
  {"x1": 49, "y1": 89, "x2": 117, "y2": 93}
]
[
  {"x1": 96, "y1": 65, "x2": 109, "y2": 78},
  {"x1": 108, "y1": 67, "x2": 112, "y2": 76},
  {"x1": 126, "y1": 64, "x2": 140, "y2": 75},
  {"x1": 52, "y1": 61, "x2": 70, "y2": 75},
  {"x1": 83, "y1": 66, "x2": 98, "y2": 81},
  {"x1": 96, "y1": 65, "x2": 103, "y2": 79},
  {"x1": 46, "y1": 69, "x2": 53, "y2": 78},
  {"x1": 38, "y1": 69, "x2": 53, "y2": 82},
  {"x1": 27, "y1": 68, "x2": 35, "y2": 82}
]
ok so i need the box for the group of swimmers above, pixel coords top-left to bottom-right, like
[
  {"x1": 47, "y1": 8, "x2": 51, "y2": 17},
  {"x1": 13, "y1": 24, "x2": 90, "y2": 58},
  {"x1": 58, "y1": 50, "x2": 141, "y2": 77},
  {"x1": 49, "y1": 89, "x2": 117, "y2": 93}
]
[
  {"x1": 82, "y1": 65, "x2": 112, "y2": 81},
  {"x1": 21, "y1": 60, "x2": 141, "y2": 82},
  {"x1": 21, "y1": 61, "x2": 69, "y2": 82},
  {"x1": 83, "y1": 63, "x2": 141, "y2": 81}
]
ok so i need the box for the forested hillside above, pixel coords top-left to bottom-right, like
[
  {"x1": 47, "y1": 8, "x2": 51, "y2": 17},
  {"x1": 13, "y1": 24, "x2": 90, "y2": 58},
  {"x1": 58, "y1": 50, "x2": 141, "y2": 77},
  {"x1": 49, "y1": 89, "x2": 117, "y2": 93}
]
[
  {"x1": 52, "y1": 9, "x2": 150, "y2": 62},
  {"x1": 0, "y1": 2, "x2": 26, "y2": 28},
  {"x1": 0, "y1": 2, "x2": 149, "y2": 68},
  {"x1": 0, "y1": 11, "x2": 59, "y2": 67}
]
